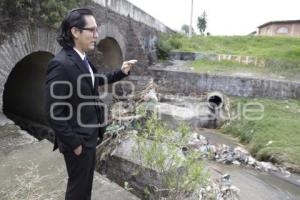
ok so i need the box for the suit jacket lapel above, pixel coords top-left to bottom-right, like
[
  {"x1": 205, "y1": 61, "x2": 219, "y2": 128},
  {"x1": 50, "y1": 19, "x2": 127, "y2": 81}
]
[{"x1": 66, "y1": 49, "x2": 94, "y2": 92}]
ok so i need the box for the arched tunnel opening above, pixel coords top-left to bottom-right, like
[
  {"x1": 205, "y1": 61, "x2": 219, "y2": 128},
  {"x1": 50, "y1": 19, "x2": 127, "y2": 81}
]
[
  {"x1": 3, "y1": 51, "x2": 54, "y2": 140},
  {"x1": 98, "y1": 37, "x2": 123, "y2": 68}
]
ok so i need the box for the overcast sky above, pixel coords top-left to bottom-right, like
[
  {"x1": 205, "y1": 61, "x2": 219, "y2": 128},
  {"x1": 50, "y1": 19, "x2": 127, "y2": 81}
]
[{"x1": 127, "y1": 0, "x2": 300, "y2": 35}]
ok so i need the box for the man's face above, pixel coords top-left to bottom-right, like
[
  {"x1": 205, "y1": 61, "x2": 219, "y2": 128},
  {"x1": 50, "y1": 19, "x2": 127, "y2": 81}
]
[{"x1": 76, "y1": 15, "x2": 98, "y2": 52}]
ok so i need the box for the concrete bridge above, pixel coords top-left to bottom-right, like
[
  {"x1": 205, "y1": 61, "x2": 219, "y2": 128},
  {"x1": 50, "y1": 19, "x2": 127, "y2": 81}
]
[{"x1": 0, "y1": 0, "x2": 172, "y2": 126}]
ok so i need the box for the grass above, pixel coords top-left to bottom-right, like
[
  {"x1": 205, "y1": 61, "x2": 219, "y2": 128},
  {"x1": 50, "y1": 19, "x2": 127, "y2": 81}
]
[
  {"x1": 157, "y1": 33, "x2": 300, "y2": 62},
  {"x1": 190, "y1": 59, "x2": 259, "y2": 73},
  {"x1": 221, "y1": 97, "x2": 300, "y2": 172},
  {"x1": 189, "y1": 59, "x2": 300, "y2": 80},
  {"x1": 157, "y1": 33, "x2": 300, "y2": 80}
]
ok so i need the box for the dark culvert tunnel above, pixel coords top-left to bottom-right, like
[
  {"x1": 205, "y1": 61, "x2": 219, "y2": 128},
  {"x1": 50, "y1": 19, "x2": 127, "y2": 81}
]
[
  {"x1": 98, "y1": 37, "x2": 123, "y2": 69},
  {"x1": 93, "y1": 37, "x2": 126, "y2": 94},
  {"x1": 3, "y1": 51, "x2": 54, "y2": 140},
  {"x1": 2, "y1": 38, "x2": 124, "y2": 141}
]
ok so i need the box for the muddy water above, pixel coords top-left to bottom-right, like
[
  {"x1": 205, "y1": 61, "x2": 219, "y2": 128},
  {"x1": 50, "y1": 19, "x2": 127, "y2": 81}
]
[{"x1": 156, "y1": 101, "x2": 300, "y2": 200}]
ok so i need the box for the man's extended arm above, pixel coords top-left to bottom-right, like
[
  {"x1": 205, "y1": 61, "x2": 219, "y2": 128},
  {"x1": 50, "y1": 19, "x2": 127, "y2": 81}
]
[{"x1": 96, "y1": 60, "x2": 137, "y2": 86}]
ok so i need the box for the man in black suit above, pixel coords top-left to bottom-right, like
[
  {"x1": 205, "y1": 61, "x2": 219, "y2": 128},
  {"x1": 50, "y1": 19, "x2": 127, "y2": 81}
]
[{"x1": 44, "y1": 8, "x2": 136, "y2": 200}]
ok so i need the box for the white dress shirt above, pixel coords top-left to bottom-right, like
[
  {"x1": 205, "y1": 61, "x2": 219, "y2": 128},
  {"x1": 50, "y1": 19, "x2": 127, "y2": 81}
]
[{"x1": 73, "y1": 47, "x2": 95, "y2": 87}]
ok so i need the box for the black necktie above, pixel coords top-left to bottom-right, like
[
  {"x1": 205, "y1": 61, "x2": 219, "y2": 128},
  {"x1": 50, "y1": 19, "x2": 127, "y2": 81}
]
[
  {"x1": 83, "y1": 56, "x2": 94, "y2": 87},
  {"x1": 83, "y1": 56, "x2": 90, "y2": 72}
]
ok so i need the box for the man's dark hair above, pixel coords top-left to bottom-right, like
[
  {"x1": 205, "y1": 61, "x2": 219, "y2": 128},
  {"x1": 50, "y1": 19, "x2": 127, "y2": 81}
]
[{"x1": 57, "y1": 8, "x2": 94, "y2": 49}]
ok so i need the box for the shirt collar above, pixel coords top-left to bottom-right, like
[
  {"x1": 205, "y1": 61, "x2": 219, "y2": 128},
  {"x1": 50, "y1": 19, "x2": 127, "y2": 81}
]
[{"x1": 73, "y1": 47, "x2": 85, "y2": 61}]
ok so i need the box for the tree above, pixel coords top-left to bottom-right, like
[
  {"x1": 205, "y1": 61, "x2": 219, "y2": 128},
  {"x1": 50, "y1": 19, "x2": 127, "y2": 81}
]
[
  {"x1": 181, "y1": 24, "x2": 189, "y2": 35},
  {"x1": 1, "y1": 0, "x2": 90, "y2": 28},
  {"x1": 181, "y1": 24, "x2": 194, "y2": 36},
  {"x1": 197, "y1": 11, "x2": 207, "y2": 35}
]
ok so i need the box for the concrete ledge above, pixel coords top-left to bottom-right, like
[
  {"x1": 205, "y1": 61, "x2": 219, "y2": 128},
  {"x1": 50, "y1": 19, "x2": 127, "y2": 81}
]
[
  {"x1": 169, "y1": 51, "x2": 300, "y2": 70},
  {"x1": 97, "y1": 137, "x2": 186, "y2": 199},
  {"x1": 0, "y1": 139, "x2": 139, "y2": 200}
]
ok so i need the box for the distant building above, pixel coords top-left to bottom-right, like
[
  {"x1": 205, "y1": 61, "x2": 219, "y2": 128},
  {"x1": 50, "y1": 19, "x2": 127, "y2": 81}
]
[
  {"x1": 248, "y1": 31, "x2": 257, "y2": 36},
  {"x1": 257, "y1": 20, "x2": 300, "y2": 36}
]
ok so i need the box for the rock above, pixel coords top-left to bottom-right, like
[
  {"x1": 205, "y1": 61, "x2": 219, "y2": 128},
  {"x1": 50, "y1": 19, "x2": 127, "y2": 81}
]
[
  {"x1": 221, "y1": 144, "x2": 230, "y2": 154},
  {"x1": 232, "y1": 160, "x2": 241, "y2": 166},
  {"x1": 230, "y1": 185, "x2": 240, "y2": 194},
  {"x1": 189, "y1": 173, "x2": 240, "y2": 200},
  {"x1": 225, "y1": 154, "x2": 234, "y2": 164},
  {"x1": 255, "y1": 161, "x2": 263, "y2": 170},
  {"x1": 206, "y1": 185, "x2": 211, "y2": 192},
  {"x1": 190, "y1": 132, "x2": 198, "y2": 140},
  {"x1": 266, "y1": 141, "x2": 273, "y2": 146},
  {"x1": 143, "y1": 89, "x2": 158, "y2": 102},
  {"x1": 128, "y1": 130, "x2": 138, "y2": 135},
  {"x1": 233, "y1": 147, "x2": 250, "y2": 161},
  {"x1": 284, "y1": 172, "x2": 291, "y2": 177},
  {"x1": 221, "y1": 185, "x2": 231, "y2": 192},
  {"x1": 247, "y1": 156, "x2": 256, "y2": 166},
  {"x1": 207, "y1": 144, "x2": 216, "y2": 153},
  {"x1": 216, "y1": 158, "x2": 226, "y2": 163},
  {"x1": 258, "y1": 161, "x2": 278, "y2": 172},
  {"x1": 233, "y1": 146, "x2": 248, "y2": 154},
  {"x1": 221, "y1": 173, "x2": 231, "y2": 182},
  {"x1": 233, "y1": 146, "x2": 249, "y2": 163},
  {"x1": 188, "y1": 138, "x2": 201, "y2": 148},
  {"x1": 199, "y1": 135, "x2": 208, "y2": 145},
  {"x1": 279, "y1": 167, "x2": 291, "y2": 177},
  {"x1": 199, "y1": 146, "x2": 208, "y2": 153}
]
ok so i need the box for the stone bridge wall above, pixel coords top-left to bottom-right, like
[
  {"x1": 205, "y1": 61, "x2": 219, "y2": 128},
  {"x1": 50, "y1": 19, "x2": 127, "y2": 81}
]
[
  {"x1": 92, "y1": 0, "x2": 169, "y2": 32},
  {"x1": 0, "y1": 27, "x2": 60, "y2": 112},
  {"x1": 90, "y1": 0, "x2": 173, "y2": 71},
  {"x1": 0, "y1": 0, "x2": 173, "y2": 112}
]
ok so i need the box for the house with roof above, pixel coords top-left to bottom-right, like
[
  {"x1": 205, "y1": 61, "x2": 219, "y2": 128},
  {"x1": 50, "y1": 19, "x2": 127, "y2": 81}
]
[{"x1": 257, "y1": 20, "x2": 300, "y2": 36}]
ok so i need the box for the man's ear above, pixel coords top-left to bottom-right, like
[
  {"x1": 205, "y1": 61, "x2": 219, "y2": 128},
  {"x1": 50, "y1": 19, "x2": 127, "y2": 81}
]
[{"x1": 70, "y1": 27, "x2": 79, "y2": 39}]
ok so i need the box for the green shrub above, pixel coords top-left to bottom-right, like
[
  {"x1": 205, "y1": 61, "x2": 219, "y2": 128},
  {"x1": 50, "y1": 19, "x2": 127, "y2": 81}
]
[
  {"x1": 1, "y1": 0, "x2": 90, "y2": 29},
  {"x1": 133, "y1": 111, "x2": 209, "y2": 199}
]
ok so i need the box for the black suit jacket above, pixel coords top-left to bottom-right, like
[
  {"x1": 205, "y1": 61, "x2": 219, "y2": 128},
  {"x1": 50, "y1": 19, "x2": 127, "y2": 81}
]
[{"x1": 45, "y1": 48, "x2": 127, "y2": 152}]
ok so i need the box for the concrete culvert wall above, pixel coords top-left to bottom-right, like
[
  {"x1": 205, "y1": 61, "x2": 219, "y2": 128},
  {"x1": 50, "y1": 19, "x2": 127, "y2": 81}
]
[
  {"x1": 207, "y1": 92, "x2": 224, "y2": 110},
  {"x1": 149, "y1": 68, "x2": 300, "y2": 99}
]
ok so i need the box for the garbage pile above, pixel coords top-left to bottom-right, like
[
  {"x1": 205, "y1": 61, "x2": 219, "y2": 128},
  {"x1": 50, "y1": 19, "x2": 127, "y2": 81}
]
[
  {"x1": 188, "y1": 132, "x2": 290, "y2": 175},
  {"x1": 96, "y1": 80, "x2": 159, "y2": 173},
  {"x1": 190, "y1": 173, "x2": 240, "y2": 200}
]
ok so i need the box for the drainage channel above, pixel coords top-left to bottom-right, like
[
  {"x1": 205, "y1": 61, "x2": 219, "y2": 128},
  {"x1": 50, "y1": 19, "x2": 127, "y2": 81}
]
[
  {"x1": 5, "y1": 91, "x2": 300, "y2": 200},
  {"x1": 157, "y1": 94, "x2": 300, "y2": 200}
]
